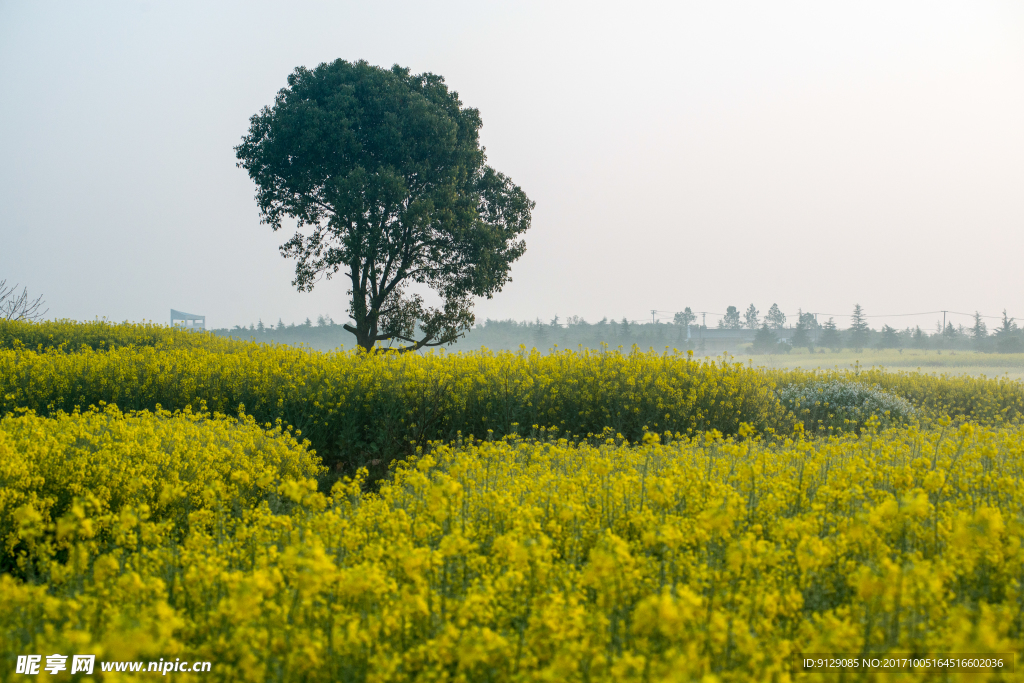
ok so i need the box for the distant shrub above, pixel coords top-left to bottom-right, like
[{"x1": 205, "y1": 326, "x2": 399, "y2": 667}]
[
  {"x1": 779, "y1": 379, "x2": 915, "y2": 433},
  {"x1": 767, "y1": 367, "x2": 1024, "y2": 425}
]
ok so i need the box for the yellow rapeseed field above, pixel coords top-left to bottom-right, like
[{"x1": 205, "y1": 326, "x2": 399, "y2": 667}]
[
  {"x1": 2, "y1": 322, "x2": 1024, "y2": 681},
  {"x1": 0, "y1": 343, "x2": 789, "y2": 474},
  {"x1": 0, "y1": 319, "x2": 244, "y2": 354},
  {"x1": 1, "y1": 408, "x2": 1023, "y2": 681}
]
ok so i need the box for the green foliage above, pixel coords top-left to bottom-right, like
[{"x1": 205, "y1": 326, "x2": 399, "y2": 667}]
[
  {"x1": 235, "y1": 59, "x2": 533, "y2": 352},
  {"x1": 779, "y1": 379, "x2": 915, "y2": 433}
]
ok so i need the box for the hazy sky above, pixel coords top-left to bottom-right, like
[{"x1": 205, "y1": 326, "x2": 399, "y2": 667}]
[{"x1": 2, "y1": 1, "x2": 1022, "y2": 331}]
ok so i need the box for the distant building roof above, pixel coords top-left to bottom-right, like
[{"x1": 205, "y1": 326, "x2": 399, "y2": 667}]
[{"x1": 171, "y1": 309, "x2": 206, "y2": 330}]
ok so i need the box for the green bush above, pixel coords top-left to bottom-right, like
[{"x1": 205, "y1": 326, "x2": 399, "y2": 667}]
[{"x1": 779, "y1": 379, "x2": 916, "y2": 433}]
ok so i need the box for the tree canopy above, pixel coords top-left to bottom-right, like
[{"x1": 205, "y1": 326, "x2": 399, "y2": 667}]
[
  {"x1": 236, "y1": 59, "x2": 534, "y2": 352},
  {"x1": 720, "y1": 306, "x2": 741, "y2": 329},
  {"x1": 743, "y1": 304, "x2": 759, "y2": 330},
  {"x1": 765, "y1": 303, "x2": 786, "y2": 329},
  {"x1": 673, "y1": 307, "x2": 696, "y2": 328}
]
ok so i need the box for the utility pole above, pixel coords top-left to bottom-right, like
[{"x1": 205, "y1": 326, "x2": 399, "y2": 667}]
[
  {"x1": 942, "y1": 310, "x2": 947, "y2": 331},
  {"x1": 651, "y1": 309, "x2": 656, "y2": 325}
]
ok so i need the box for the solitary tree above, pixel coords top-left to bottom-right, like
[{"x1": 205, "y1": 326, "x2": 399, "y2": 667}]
[
  {"x1": 743, "y1": 304, "x2": 759, "y2": 330},
  {"x1": 0, "y1": 280, "x2": 47, "y2": 322},
  {"x1": 720, "y1": 306, "x2": 741, "y2": 329},
  {"x1": 673, "y1": 307, "x2": 696, "y2": 328},
  {"x1": 848, "y1": 304, "x2": 870, "y2": 350},
  {"x1": 236, "y1": 60, "x2": 534, "y2": 352},
  {"x1": 765, "y1": 303, "x2": 787, "y2": 329}
]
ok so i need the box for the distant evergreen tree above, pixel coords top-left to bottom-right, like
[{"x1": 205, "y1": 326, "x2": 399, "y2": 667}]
[
  {"x1": 277, "y1": 318, "x2": 286, "y2": 331},
  {"x1": 792, "y1": 323, "x2": 812, "y2": 350},
  {"x1": 794, "y1": 310, "x2": 818, "y2": 349},
  {"x1": 994, "y1": 310, "x2": 1023, "y2": 353},
  {"x1": 848, "y1": 304, "x2": 869, "y2": 350},
  {"x1": 938, "y1": 322, "x2": 959, "y2": 348},
  {"x1": 752, "y1": 323, "x2": 780, "y2": 354},
  {"x1": 620, "y1": 317, "x2": 631, "y2": 338},
  {"x1": 878, "y1": 324, "x2": 900, "y2": 349},
  {"x1": 530, "y1": 317, "x2": 548, "y2": 348},
  {"x1": 820, "y1": 318, "x2": 841, "y2": 351},
  {"x1": 971, "y1": 312, "x2": 989, "y2": 351},
  {"x1": 303, "y1": 317, "x2": 313, "y2": 328},
  {"x1": 743, "y1": 304, "x2": 760, "y2": 330},
  {"x1": 911, "y1": 326, "x2": 928, "y2": 349},
  {"x1": 257, "y1": 319, "x2": 265, "y2": 334},
  {"x1": 766, "y1": 303, "x2": 787, "y2": 329}
]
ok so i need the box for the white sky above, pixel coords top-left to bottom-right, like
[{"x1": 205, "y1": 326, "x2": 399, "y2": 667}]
[{"x1": 1, "y1": 0, "x2": 1022, "y2": 331}]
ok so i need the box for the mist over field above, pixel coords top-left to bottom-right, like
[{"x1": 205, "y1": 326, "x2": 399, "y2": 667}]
[{"x1": 211, "y1": 305, "x2": 1024, "y2": 381}]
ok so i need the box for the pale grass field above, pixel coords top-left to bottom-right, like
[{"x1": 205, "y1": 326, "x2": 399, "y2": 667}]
[{"x1": 729, "y1": 348, "x2": 1024, "y2": 381}]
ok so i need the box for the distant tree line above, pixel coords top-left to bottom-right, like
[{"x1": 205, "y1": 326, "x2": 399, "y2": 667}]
[
  {"x1": 212, "y1": 315, "x2": 350, "y2": 352},
  {"x1": 725, "y1": 303, "x2": 1024, "y2": 355},
  {"x1": 214, "y1": 305, "x2": 1024, "y2": 355},
  {"x1": 461, "y1": 304, "x2": 1024, "y2": 355}
]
